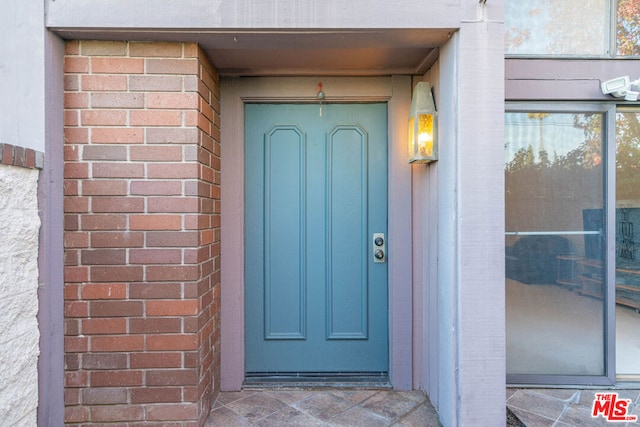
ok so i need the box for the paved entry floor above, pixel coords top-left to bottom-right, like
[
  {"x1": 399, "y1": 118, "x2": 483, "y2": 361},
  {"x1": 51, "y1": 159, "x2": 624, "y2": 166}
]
[
  {"x1": 205, "y1": 389, "x2": 441, "y2": 427},
  {"x1": 508, "y1": 388, "x2": 640, "y2": 426}
]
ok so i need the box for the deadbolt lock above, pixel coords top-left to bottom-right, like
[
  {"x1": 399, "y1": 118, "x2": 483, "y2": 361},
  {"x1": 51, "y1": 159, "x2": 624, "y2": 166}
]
[{"x1": 373, "y1": 233, "x2": 386, "y2": 263}]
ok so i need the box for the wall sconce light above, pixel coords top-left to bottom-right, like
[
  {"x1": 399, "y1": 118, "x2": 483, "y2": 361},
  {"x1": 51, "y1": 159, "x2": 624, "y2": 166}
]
[{"x1": 408, "y1": 82, "x2": 438, "y2": 164}]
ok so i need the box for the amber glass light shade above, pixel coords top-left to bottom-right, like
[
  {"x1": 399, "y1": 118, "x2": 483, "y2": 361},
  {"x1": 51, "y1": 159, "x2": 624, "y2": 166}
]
[{"x1": 408, "y1": 82, "x2": 438, "y2": 164}]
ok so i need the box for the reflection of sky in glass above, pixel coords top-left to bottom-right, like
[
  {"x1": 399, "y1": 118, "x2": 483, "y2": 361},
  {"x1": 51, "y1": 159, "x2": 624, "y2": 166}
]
[
  {"x1": 505, "y1": 113, "x2": 588, "y2": 163},
  {"x1": 505, "y1": 0, "x2": 609, "y2": 55}
]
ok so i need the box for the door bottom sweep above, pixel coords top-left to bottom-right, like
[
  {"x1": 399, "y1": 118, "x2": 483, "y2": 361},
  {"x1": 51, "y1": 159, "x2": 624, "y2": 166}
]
[{"x1": 243, "y1": 372, "x2": 391, "y2": 389}]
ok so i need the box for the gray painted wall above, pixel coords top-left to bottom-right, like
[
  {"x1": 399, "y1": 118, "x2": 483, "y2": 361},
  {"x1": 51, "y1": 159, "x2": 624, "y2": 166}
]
[
  {"x1": 454, "y1": 19, "x2": 505, "y2": 425},
  {"x1": 1, "y1": 0, "x2": 65, "y2": 423},
  {"x1": 436, "y1": 35, "x2": 460, "y2": 426},
  {"x1": 506, "y1": 59, "x2": 640, "y2": 101},
  {"x1": 411, "y1": 63, "x2": 441, "y2": 405},
  {"x1": 1, "y1": 0, "x2": 47, "y2": 151},
  {"x1": 426, "y1": 3, "x2": 506, "y2": 426},
  {"x1": 46, "y1": 0, "x2": 459, "y2": 29}
]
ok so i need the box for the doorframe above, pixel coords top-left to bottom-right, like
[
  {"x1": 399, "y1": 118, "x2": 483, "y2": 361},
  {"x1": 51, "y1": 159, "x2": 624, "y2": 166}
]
[{"x1": 220, "y1": 76, "x2": 413, "y2": 390}]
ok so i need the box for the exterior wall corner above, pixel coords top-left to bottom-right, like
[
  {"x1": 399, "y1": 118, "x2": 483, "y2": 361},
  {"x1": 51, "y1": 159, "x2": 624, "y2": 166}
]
[
  {"x1": 62, "y1": 40, "x2": 221, "y2": 426},
  {"x1": 434, "y1": 17, "x2": 506, "y2": 427}
]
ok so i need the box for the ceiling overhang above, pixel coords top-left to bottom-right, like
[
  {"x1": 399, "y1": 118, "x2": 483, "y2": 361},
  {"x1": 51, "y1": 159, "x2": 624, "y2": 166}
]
[{"x1": 52, "y1": 28, "x2": 453, "y2": 76}]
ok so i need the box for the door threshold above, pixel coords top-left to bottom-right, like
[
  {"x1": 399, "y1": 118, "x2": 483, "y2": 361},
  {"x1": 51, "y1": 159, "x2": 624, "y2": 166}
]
[{"x1": 243, "y1": 372, "x2": 391, "y2": 389}]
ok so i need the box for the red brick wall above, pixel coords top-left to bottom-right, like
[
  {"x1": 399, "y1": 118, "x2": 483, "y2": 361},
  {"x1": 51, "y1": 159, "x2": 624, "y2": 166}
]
[
  {"x1": 0, "y1": 143, "x2": 43, "y2": 169},
  {"x1": 63, "y1": 41, "x2": 221, "y2": 426}
]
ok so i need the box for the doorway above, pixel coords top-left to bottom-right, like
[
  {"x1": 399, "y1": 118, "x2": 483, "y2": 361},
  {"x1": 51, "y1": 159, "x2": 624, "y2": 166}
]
[
  {"x1": 244, "y1": 103, "x2": 389, "y2": 377},
  {"x1": 219, "y1": 76, "x2": 413, "y2": 391}
]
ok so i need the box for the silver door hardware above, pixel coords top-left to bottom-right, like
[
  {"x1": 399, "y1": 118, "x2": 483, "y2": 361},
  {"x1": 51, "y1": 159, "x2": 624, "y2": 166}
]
[{"x1": 373, "y1": 233, "x2": 386, "y2": 263}]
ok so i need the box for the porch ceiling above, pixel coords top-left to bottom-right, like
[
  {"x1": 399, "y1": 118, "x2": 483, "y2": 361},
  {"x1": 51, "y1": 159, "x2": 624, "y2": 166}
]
[{"x1": 53, "y1": 29, "x2": 452, "y2": 76}]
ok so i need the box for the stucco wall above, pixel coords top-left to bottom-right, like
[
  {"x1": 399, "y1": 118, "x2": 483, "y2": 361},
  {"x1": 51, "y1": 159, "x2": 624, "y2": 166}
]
[{"x1": 0, "y1": 164, "x2": 41, "y2": 426}]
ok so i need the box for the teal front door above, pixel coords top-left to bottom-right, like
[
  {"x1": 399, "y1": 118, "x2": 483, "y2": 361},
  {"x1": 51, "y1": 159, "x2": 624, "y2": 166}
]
[{"x1": 245, "y1": 103, "x2": 388, "y2": 374}]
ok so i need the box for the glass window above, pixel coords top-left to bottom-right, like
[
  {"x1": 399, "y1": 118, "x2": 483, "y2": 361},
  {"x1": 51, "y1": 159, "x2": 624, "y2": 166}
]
[
  {"x1": 505, "y1": 111, "x2": 606, "y2": 376},
  {"x1": 616, "y1": 110, "x2": 640, "y2": 377},
  {"x1": 505, "y1": 0, "x2": 609, "y2": 56},
  {"x1": 616, "y1": 0, "x2": 640, "y2": 56}
]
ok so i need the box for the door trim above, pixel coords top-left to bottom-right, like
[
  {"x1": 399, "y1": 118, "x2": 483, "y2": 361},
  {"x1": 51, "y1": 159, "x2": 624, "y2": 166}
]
[{"x1": 220, "y1": 76, "x2": 413, "y2": 390}]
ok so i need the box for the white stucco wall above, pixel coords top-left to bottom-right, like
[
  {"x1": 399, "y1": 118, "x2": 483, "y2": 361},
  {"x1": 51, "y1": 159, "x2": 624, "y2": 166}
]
[{"x1": 0, "y1": 164, "x2": 41, "y2": 426}]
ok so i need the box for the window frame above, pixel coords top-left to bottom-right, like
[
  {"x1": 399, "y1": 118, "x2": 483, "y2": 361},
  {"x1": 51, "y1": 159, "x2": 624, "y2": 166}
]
[
  {"x1": 505, "y1": 0, "x2": 640, "y2": 60},
  {"x1": 612, "y1": 106, "x2": 640, "y2": 380},
  {"x1": 505, "y1": 102, "x2": 617, "y2": 387}
]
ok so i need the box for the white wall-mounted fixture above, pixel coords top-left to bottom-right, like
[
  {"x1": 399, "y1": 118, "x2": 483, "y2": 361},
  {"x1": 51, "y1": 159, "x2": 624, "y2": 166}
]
[
  {"x1": 408, "y1": 82, "x2": 438, "y2": 164},
  {"x1": 601, "y1": 76, "x2": 640, "y2": 101}
]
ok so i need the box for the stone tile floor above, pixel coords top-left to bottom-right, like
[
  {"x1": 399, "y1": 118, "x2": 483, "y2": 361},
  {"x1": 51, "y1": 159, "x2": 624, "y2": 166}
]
[
  {"x1": 205, "y1": 387, "x2": 640, "y2": 426},
  {"x1": 205, "y1": 389, "x2": 442, "y2": 427},
  {"x1": 507, "y1": 388, "x2": 640, "y2": 427}
]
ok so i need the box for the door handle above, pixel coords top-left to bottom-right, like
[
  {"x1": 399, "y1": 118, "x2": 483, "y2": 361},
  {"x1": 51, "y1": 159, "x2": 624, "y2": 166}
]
[{"x1": 373, "y1": 233, "x2": 386, "y2": 263}]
